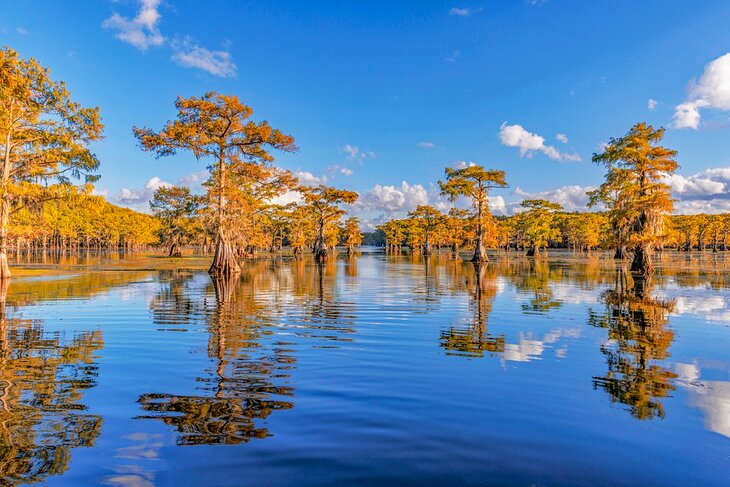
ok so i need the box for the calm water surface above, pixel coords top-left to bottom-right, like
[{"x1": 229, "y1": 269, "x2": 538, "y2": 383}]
[{"x1": 1, "y1": 249, "x2": 729, "y2": 486}]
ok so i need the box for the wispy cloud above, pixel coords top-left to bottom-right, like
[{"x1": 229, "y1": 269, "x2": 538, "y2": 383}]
[
  {"x1": 417, "y1": 141, "x2": 436, "y2": 149},
  {"x1": 555, "y1": 133, "x2": 568, "y2": 144},
  {"x1": 449, "y1": 7, "x2": 472, "y2": 17},
  {"x1": 499, "y1": 123, "x2": 580, "y2": 162},
  {"x1": 15, "y1": 27, "x2": 27, "y2": 35},
  {"x1": 340, "y1": 144, "x2": 375, "y2": 161},
  {"x1": 103, "y1": 0, "x2": 236, "y2": 77},
  {"x1": 648, "y1": 98, "x2": 658, "y2": 110},
  {"x1": 445, "y1": 50, "x2": 461, "y2": 64},
  {"x1": 171, "y1": 39, "x2": 237, "y2": 78}
]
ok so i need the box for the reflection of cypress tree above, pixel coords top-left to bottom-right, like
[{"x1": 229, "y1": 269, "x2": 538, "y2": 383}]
[
  {"x1": 138, "y1": 270, "x2": 296, "y2": 445},
  {"x1": 440, "y1": 263, "x2": 505, "y2": 357},
  {"x1": 589, "y1": 268, "x2": 677, "y2": 420},
  {"x1": 0, "y1": 280, "x2": 103, "y2": 484},
  {"x1": 515, "y1": 260, "x2": 563, "y2": 314}
]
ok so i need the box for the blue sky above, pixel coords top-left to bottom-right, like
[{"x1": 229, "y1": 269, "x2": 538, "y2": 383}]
[{"x1": 3, "y1": 0, "x2": 730, "y2": 226}]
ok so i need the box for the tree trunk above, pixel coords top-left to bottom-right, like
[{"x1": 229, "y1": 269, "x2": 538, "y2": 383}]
[
  {"x1": 0, "y1": 133, "x2": 11, "y2": 280},
  {"x1": 526, "y1": 246, "x2": 539, "y2": 257},
  {"x1": 314, "y1": 220, "x2": 327, "y2": 262},
  {"x1": 472, "y1": 201, "x2": 488, "y2": 263},
  {"x1": 209, "y1": 230, "x2": 240, "y2": 276},
  {"x1": 630, "y1": 244, "x2": 654, "y2": 276},
  {"x1": 614, "y1": 246, "x2": 627, "y2": 260},
  {"x1": 169, "y1": 242, "x2": 182, "y2": 257}
]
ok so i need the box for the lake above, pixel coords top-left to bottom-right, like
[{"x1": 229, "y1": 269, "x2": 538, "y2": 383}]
[{"x1": 1, "y1": 249, "x2": 729, "y2": 486}]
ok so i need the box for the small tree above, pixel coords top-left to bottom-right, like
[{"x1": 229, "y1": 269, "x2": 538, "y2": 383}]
[
  {"x1": 408, "y1": 205, "x2": 444, "y2": 255},
  {"x1": 134, "y1": 92, "x2": 296, "y2": 276},
  {"x1": 150, "y1": 185, "x2": 200, "y2": 257},
  {"x1": 439, "y1": 165, "x2": 507, "y2": 262},
  {"x1": 516, "y1": 199, "x2": 562, "y2": 257},
  {"x1": 0, "y1": 47, "x2": 104, "y2": 279},
  {"x1": 590, "y1": 123, "x2": 677, "y2": 275},
  {"x1": 343, "y1": 217, "x2": 363, "y2": 255},
  {"x1": 301, "y1": 185, "x2": 358, "y2": 261}
]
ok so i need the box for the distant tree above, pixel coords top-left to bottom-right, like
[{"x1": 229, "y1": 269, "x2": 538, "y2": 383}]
[
  {"x1": 150, "y1": 185, "x2": 200, "y2": 257},
  {"x1": 134, "y1": 92, "x2": 296, "y2": 275},
  {"x1": 300, "y1": 185, "x2": 358, "y2": 261},
  {"x1": 590, "y1": 123, "x2": 677, "y2": 275},
  {"x1": 342, "y1": 217, "x2": 363, "y2": 254},
  {"x1": 408, "y1": 205, "x2": 444, "y2": 255},
  {"x1": 515, "y1": 199, "x2": 562, "y2": 257},
  {"x1": 0, "y1": 46, "x2": 103, "y2": 279},
  {"x1": 439, "y1": 165, "x2": 507, "y2": 263}
]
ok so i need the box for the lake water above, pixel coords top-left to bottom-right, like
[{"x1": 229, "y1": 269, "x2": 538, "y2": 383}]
[{"x1": 1, "y1": 249, "x2": 729, "y2": 486}]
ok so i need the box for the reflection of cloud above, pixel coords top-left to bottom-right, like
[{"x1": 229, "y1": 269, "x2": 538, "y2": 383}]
[
  {"x1": 501, "y1": 328, "x2": 581, "y2": 363},
  {"x1": 656, "y1": 291, "x2": 730, "y2": 324},
  {"x1": 676, "y1": 362, "x2": 730, "y2": 438}
]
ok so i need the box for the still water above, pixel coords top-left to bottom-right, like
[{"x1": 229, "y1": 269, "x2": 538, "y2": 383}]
[{"x1": 1, "y1": 249, "x2": 729, "y2": 485}]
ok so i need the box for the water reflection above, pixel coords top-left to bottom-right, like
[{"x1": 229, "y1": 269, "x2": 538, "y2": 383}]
[
  {"x1": 440, "y1": 263, "x2": 505, "y2": 357},
  {"x1": 589, "y1": 269, "x2": 678, "y2": 420},
  {"x1": 0, "y1": 280, "x2": 103, "y2": 484},
  {"x1": 138, "y1": 271, "x2": 295, "y2": 445}
]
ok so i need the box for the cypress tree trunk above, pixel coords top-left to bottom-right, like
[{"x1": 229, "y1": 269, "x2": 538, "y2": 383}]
[
  {"x1": 472, "y1": 201, "x2": 488, "y2": 263},
  {"x1": 630, "y1": 244, "x2": 654, "y2": 276},
  {"x1": 614, "y1": 246, "x2": 627, "y2": 260},
  {"x1": 209, "y1": 230, "x2": 240, "y2": 276}
]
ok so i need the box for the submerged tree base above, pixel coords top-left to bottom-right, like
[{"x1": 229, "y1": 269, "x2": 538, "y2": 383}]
[
  {"x1": 209, "y1": 236, "x2": 241, "y2": 276},
  {"x1": 630, "y1": 246, "x2": 654, "y2": 277}
]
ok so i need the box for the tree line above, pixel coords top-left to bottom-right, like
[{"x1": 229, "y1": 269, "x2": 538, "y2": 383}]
[{"x1": 3, "y1": 45, "x2": 730, "y2": 280}]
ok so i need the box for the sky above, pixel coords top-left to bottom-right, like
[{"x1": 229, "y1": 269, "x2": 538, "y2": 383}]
[{"x1": 3, "y1": 0, "x2": 730, "y2": 228}]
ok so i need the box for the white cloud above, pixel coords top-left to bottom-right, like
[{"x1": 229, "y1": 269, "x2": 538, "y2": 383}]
[
  {"x1": 555, "y1": 133, "x2": 569, "y2": 144},
  {"x1": 663, "y1": 171, "x2": 726, "y2": 197},
  {"x1": 453, "y1": 160, "x2": 477, "y2": 169},
  {"x1": 116, "y1": 176, "x2": 172, "y2": 211},
  {"x1": 648, "y1": 98, "x2": 658, "y2": 110},
  {"x1": 16, "y1": 27, "x2": 27, "y2": 35},
  {"x1": 418, "y1": 141, "x2": 436, "y2": 148},
  {"x1": 674, "y1": 53, "x2": 730, "y2": 129},
  {"x1": 499, "y1": 123, "x2": 581, "y2": 162},
  {"x1": 340, "y1": 144, "x2": 375, "y2": 161},
  {"x1": 103, "y1": 0, "x2": 165, "y2": 50},
  {"x1": 295, "y1": 170, "x2": 327, "y2": 186},
  {"x1": 340, "y1": 167, "x2": 354, "y2": 176},
  {"x1": 171, "y1": 40, "x2": 237, "y2": 78},
  {"x1": 514, "y1": 185, "x2": 596, "y2": 212},
  {"x1": 660, "y1": 167, "x2": 730, "y2": 214},
  {"x1": 449, "y1": 7, "x2": 473, "y2": 16},
  {"x1": 360, "y1": 181, "x2": 429, "y2": 214}
]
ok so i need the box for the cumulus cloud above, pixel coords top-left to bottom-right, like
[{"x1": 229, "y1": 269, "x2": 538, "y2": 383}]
[
  {"x1": 499, "y1": 123, "x2": 581, "y2": 162},
  {"x1": 171, "y1": 39, "x2": 237, "y2": 77},
  {"x1": 674, "y1": 53, "x2": 730, "y2": 129},
  {"x1": 360, "y1": 181, "x2": 429, "y2": 215},
  {"x1": 648, "y1": 98, "x2": 658, "y2": 110},
  {"x1": 449, "y1": 7, "x2": 473, "y2": 16},
  {"x1": 340, "y1": 167, "x2": 354, "y2": 176},
  {"x1": 555, "y1": 133, "x2": 569, "y2": 144},
  {"x1": 658, "y1": 167, "x2": 730, "y2": 214},
  {"x1": 514, "y1": 185, "x2": 596, "y2": 212},
  {"x1": 418, "y1": 141, "x2": 436, "y2": 149},
  {"x1": 103, "y1": 0, "x2": 165, "y2": 50},
  {"x1": 116, "y1": 176, "x2": 172, "y2": 211},
  {"x1": 294, "y1": 170, "x2": 327, "y2": 186}
]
